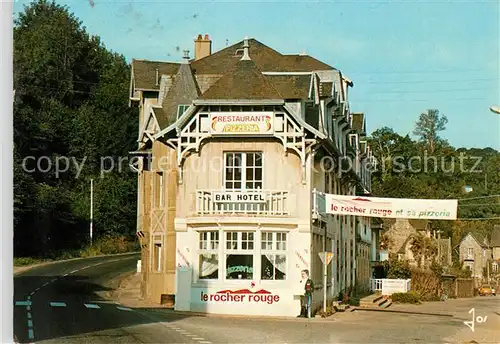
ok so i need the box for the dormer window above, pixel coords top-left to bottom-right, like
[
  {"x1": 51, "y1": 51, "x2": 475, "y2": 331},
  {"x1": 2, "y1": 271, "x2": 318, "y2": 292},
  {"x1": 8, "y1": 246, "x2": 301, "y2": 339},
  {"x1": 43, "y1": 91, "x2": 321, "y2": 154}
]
[{"x1": 177, "y1": 104, "x2": 190, "y2": 119}]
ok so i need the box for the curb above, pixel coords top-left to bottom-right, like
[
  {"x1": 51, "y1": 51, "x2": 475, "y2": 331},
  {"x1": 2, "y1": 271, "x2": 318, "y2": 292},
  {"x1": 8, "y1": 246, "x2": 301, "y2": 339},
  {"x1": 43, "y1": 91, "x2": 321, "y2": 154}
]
[
  {"x1": 14, "y1": 251, "x2": 140, "y2": 276},
  {"x1": 143, "y1": 308, "x2": 337, "y2": 323},
  {"x1": 351, "y1": 307, "x2": 453, "y2": 317}
]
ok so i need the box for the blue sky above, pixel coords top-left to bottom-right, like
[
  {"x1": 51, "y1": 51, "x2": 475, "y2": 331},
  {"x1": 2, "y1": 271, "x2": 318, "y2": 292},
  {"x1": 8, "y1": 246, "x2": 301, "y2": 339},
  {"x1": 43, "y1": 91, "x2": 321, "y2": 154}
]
[{"x1": 13, "y1": 0, "x2": 500, "y2": 149}]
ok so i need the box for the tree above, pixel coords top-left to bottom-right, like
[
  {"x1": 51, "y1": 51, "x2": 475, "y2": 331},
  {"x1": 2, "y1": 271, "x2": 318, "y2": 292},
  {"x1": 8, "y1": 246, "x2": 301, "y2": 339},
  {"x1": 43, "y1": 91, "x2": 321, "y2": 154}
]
[
  {"x1": 413, "y1": 109, "x2": 448, "y2": 154},
  {"x1": 14, "y1": 0, "x2": 137, "y2": 257}
]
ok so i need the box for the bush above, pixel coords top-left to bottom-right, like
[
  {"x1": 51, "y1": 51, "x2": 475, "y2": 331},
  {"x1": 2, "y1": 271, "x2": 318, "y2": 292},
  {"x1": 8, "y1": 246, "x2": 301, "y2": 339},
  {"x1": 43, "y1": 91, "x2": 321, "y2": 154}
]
[
  {"x1": 387, "y1": 259, "x2": 412, "y2": 279},
  {"x1": 391, "y1": 291, "x2": 421, "y2": 304},
  {"x1": 411, "y1": 268, "x2": 441, "y2": 301},
  {"x1": 14, "y1": 257, "x2": 47, "y2": 266}
]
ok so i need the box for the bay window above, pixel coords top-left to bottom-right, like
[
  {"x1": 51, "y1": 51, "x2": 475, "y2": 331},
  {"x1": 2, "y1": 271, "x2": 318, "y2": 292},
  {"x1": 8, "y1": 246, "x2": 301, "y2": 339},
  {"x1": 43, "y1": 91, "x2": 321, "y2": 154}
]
[
  {"x1": 198, "y1": 231, "x2": 219, "y2": 279},
  {"x1": 224, "y1": 152, "x2": 263, "y2": 190},
  {"x1": 225, "y1": 231, "x2": 255, "y2": 280},
  {"x1": 261, "y1": 232, "x2": 287, "y2": 280}
]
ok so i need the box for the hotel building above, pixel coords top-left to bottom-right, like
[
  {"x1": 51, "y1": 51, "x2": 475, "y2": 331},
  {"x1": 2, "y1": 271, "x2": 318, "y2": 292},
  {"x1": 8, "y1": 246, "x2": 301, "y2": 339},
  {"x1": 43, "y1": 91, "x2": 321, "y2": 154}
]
[{"x1": 129, "y1": 35, "x2": 379, "y2": 316}]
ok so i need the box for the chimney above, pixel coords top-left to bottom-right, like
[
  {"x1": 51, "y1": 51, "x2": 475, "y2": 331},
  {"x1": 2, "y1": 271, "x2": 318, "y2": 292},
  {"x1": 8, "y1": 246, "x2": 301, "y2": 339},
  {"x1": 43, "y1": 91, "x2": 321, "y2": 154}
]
[
  {"x1": 194, "y1": 34, "x2": 212, "y2": 60},
  {"x1": 241, "y1": 36, "x2": 250, "y2": 60}
]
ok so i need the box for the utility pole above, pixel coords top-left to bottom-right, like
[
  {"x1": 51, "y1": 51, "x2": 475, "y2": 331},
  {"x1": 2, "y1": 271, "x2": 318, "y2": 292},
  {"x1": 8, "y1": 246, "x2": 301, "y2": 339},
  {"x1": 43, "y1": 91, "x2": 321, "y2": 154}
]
[
  {"x1": 90, "y1": 178, "x2": 93, "y2": 246},
  {"x1": 437, "y1": 230, "x2": 441, "y2": 264}
]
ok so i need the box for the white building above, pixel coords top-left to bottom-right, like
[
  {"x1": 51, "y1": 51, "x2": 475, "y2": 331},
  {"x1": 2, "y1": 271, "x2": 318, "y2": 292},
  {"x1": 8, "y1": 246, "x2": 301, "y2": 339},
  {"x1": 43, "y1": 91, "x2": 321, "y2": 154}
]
[{"x1": 130, "y1": 35, "x2": 378, "y2": 316}]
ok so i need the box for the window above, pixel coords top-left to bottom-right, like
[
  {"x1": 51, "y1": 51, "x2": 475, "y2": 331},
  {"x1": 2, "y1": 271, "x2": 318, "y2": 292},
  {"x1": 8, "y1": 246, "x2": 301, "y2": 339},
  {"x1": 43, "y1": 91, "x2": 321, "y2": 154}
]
[
  {"x1": 224, "y1": 152, "x2": 263, "y2": 190},
  {"x1": 198, "y1": 231, "x2": 219, "y2": 280},
  {"x1": 261, "y1": 232, "x2": 287, "y2": 280},
  {"x1": 467, "y1": 247, "x2": 474, "y2": 258},
  {"x1": 274, "y1": 113, "x2": 284, "y2": 132},
  {"x1": 157, "y1": 172, "x2": 164, "y2": 207},
  {"x1": 493, "y1": 262, "x2": 498, "y2": 273},
  {"x1": 177, "y1": 104, "x2": 190, "y2": 118},
  {"x1": 199, "y1": 114, "x2": 210, "y2": 132},
  {"x1": 225, "y1": 231, "x2": 255, "y2": 280},
  {"x1": 152, "y1": 234, "x2": 163, "y2": 272},
  {"x1": 464, "y1": 261, "x2": 474, "y2": 271},
  {"x1": 325, "y1": 172, "x2": 330, "y2": 193}
]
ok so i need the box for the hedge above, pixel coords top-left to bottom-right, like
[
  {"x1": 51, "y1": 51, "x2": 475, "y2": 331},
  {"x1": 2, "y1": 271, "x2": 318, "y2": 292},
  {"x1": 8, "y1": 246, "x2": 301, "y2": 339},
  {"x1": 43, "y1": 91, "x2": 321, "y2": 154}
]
[{"x1": 390, "y1": 291, "x2": 421, "y2": 304}]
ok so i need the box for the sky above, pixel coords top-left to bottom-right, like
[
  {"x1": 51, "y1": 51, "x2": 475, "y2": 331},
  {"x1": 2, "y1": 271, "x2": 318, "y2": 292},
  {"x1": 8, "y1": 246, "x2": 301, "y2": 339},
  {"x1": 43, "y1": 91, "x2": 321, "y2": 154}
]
[{"x1": 13, "y1": 0, "x2": 500, "y2": 150}]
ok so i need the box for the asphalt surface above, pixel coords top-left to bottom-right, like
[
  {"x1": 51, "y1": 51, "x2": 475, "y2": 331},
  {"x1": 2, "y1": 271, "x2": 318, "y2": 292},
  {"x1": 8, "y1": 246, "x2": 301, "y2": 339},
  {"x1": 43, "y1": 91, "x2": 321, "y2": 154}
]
[
  {"x1": 13, "y1": 254, "x2": 206, "y2": 344},
  {"x1": 14, "y1": 255, "x2": 500, "y2": 343}
]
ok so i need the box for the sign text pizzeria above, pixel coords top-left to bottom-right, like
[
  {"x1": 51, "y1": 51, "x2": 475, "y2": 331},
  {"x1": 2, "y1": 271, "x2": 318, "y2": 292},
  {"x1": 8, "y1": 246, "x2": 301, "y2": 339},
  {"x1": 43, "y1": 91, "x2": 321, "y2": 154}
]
[{"x1": 210, "y1": 112, "x2": 274, "y2": 134}]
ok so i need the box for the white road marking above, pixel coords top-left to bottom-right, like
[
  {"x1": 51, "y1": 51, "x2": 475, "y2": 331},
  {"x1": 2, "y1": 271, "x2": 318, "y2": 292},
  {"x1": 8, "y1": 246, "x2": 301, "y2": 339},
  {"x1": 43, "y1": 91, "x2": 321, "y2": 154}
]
[
  {"x1": 50, "y1": 278, "x2": 57, "y2": 283},
  {"x1": 50, "y1": 302, "x2": 67, "y2": 307},
  {"x1": 29, "y1": 291, "x2": 35, "y2": 296},
  {"x1": 198, "y1": 341, "x2": 212, "y2": 344},
  {"x1": 192, "y1": 338, "x2": 205, "y2": 341},
  {"x1": 34, "y1": 288, "x2": 40, "y2": 292},
  {"x1": 27, "y1": 296, "x2": 31, "y2": 300},
  {"x1": 63, "y1": 273, "x2": 69, "y2": 276},
  {"x1": 94, "y1": 262, "x2": 102, "y2": 266},
  {"x1": 28, "y1": 329, "x2": 34, "y2": 340},
  {"x1": 185, "y1": 334, "x2": 198, "y2": 337},
  {"x1": 116, "y1": 306, "x2": 132, "y2": 311},
  {"x1": 70, "y1": 270, "x2": 78, "y2": 274},
  {"x1": 27, "y1": 306, "x2": 31, "y2": 311},
  {"x1": 42, "y1": 282, "x2": 49, "y2": 287},
  {"x1": 27, "y1": 320, "x2": 33, "y2": 327},
  {"x1": 84, "y1": 303, "x2": 101, "y2": 309},
  {"x1": 15, "y1": 301, "x2": 31, "y2": 306},
  {"x1": 27, "y1": 312, "x2": 32, "y2": 319}
]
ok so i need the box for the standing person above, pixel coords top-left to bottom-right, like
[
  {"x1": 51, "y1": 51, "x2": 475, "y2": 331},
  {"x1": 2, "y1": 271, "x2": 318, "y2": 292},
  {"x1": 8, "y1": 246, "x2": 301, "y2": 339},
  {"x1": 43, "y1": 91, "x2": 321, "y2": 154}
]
[{"x1": 301, "y1": 269, "x2": 313, "y2": 318}]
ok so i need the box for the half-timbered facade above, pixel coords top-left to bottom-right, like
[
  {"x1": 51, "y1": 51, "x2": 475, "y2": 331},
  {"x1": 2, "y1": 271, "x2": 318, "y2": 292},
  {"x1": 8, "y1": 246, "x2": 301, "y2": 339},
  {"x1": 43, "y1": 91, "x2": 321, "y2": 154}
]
[{"x1": 129, "y1": 35, "x2": 378, "y2": 316}]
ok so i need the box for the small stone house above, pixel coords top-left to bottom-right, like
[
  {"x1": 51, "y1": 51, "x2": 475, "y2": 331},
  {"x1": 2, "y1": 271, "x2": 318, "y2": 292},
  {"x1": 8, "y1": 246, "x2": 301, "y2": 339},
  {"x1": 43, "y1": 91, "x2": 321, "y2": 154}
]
[
  {"x1": 382, "y1": 219, "x2": 452, "y2": 267},
  {"x1": 457, "y1": 232, "x2": 492, "y2": 279},
  {"x1": 491, "y1": 225, "x2": 500, "y2": 276}
]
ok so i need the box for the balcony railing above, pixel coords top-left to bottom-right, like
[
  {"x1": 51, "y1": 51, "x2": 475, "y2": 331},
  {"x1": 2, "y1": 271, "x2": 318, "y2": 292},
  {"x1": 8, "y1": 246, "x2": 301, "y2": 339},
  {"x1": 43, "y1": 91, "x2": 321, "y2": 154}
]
[{"x1": 196, "y1": 189, "x2": 289, "y2": 216}]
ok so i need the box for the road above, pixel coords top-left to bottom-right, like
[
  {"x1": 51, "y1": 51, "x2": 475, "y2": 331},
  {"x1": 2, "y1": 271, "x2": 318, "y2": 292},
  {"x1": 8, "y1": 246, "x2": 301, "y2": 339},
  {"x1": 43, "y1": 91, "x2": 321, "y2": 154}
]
[
  {"x1": 14, "y1": 255, "x2": 500, "y2": 343},
  {"x1": 13, "y1": 254, "x2": 203, "y2": 344}
]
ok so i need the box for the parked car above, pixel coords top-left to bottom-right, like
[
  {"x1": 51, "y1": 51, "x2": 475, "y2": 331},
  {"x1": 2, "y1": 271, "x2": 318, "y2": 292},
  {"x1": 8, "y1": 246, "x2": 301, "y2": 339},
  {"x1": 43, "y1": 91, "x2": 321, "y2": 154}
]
[{"x1": 478, "y1": 285, "x2": 496, "y2": 296}]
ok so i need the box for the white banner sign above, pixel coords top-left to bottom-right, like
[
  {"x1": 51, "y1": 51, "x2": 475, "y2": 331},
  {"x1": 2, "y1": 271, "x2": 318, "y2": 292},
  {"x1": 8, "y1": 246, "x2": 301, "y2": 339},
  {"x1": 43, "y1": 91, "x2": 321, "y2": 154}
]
[
  {"x1": 323, "y1": 194, "x2": 458, "y2": 220},
  {"x1": 210, "y1": 112, "x2": 273, "y2": 135},
  {"x1": 212, "y1": 191, "x2": 267, "y2": 203}
]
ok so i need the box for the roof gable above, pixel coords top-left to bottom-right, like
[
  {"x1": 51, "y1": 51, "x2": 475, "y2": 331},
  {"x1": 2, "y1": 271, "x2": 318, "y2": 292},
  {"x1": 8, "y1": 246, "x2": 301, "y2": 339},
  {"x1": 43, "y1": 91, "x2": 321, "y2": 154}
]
[
  {"x1": 157, "y1": 63, "x2": 200, "y2": 128},
  {"x1": 199, "y1": 59, "x2": 282, "y2": 100},
  {"x1": 460, "y1": 232, "x2": 489, "y2": 248}
]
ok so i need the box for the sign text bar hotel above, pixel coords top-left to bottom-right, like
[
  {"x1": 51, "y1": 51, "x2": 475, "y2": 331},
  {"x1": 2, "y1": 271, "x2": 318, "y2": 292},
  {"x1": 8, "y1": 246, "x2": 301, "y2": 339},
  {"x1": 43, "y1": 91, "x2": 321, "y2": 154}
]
[{"x1": 213, "y1": 191, "x2": 267, "y2": 203}]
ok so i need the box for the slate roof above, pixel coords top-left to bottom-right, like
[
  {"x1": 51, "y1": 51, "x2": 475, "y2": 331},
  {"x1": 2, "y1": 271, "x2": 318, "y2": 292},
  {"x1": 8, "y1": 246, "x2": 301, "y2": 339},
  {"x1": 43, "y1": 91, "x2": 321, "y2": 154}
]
[
  {"x1": 158, "y1": 63, "x2": 200, "y2": 126},
  {"x1": 199, "y1": 59, "x2": 282, "y2": 100},
  {"x1": 190, "y1": 39, "x2": 335, "y2": 74},
  {"x1": 265, "y1": 75, "x2": 311, "y2": 99},
  {"x1": 462, "y1": 231, "x2": 490, "y2": 248},
  {"x1": 351, "y1": 113, "x2": 366, "y2": 135},
  {"x1": 132, "y1": 60, "x2": 180, "y2": 90},
  {"x1": 133, "y1": 38, "x2": 342, "y2": 129}
]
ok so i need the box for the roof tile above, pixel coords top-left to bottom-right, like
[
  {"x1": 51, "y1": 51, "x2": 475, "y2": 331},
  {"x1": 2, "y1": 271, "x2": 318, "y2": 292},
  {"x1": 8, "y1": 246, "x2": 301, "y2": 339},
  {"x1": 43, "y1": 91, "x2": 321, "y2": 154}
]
[{"x1": 199, "y1": 59, "x2": 282, "y2": 100}]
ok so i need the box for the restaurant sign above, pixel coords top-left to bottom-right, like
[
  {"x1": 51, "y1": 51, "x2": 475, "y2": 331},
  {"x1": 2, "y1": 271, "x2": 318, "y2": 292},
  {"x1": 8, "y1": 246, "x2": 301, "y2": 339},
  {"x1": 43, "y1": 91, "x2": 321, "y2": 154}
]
[
  {"x1": 212, "y1": 191, "x2": 267, "y2": 203},
  {"x1": 322, "y1": 194, "x2": 458, "y2": 220},
  {"x1": 210, "y1": 112, "x2": 274, "y2": 135},
  {"x1": 200, "y1": 288, "x2": 280, "y2": 305}
]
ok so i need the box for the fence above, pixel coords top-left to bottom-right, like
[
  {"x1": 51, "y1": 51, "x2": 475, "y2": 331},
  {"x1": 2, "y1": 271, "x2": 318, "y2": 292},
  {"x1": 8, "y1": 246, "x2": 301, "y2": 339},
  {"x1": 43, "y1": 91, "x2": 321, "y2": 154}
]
[
  {"x1": 441, "y1": 277, "x2": 475, "y2": 298},
  {"x1": 370, "y1": 278, "x2": 411, "y2": 295}
]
